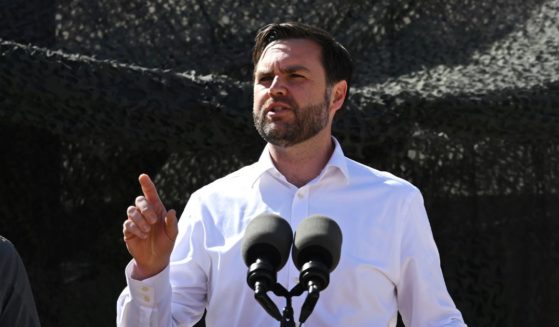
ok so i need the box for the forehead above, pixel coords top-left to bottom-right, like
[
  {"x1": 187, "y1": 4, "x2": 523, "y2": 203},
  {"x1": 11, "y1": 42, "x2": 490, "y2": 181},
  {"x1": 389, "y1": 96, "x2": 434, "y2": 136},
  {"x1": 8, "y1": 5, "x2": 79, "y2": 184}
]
[{"x1": 256, "y1": 39, "x2": 323, "y2": 72}]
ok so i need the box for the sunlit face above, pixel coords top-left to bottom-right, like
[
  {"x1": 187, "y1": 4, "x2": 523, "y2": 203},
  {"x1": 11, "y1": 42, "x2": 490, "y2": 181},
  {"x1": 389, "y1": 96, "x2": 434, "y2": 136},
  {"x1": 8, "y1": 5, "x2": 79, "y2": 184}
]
[{"x1": 252, "y1": 39, "x2": 333, "y2": 147}]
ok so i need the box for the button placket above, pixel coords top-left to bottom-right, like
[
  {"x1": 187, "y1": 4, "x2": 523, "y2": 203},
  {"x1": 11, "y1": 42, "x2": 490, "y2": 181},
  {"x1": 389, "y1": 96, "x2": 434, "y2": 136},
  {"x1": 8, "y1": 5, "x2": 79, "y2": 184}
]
[{"x1": 288, "y1": 186, "x2": 310, "y2": 290}]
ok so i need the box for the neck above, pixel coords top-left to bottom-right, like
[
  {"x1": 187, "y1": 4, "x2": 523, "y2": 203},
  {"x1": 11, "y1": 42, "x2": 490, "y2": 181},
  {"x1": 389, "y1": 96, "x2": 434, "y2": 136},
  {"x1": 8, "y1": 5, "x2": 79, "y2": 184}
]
[{"x1": 268, "y1": 131, "x2": 334, "y2": 188}]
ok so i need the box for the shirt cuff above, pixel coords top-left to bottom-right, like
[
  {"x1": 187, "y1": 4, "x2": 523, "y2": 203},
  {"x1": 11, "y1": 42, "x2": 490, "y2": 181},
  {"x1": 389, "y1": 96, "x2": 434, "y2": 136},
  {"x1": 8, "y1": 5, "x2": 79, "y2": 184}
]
[{"x1": 125, "y1": 260, "x2": 172, "y2": 308}]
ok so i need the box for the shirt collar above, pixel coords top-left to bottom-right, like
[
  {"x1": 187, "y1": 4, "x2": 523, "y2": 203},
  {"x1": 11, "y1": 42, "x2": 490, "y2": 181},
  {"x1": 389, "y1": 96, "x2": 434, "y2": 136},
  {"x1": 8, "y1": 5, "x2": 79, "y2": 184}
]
[{"x1": 249, "y1": 137, "x2": 350, "y2": 188}]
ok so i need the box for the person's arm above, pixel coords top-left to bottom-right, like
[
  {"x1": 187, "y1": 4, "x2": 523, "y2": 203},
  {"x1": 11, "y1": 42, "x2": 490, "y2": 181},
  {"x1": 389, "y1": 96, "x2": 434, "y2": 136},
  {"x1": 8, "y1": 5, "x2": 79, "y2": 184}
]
[
  {"x1": 0, "y1": 236, "x2": 41, "y2": 327},
  {"x1": 117, "y1": 174, "x2": 178, "y2": 327},
  {"x1": 396, "y1": 190, "x2": 467, "y2": 327},
  {"x1": 116, "y1": 209, "x2": 209, "y2": 327},
  {"x1": 117, "y1": 174, "x2": 208, "y2": 327}
]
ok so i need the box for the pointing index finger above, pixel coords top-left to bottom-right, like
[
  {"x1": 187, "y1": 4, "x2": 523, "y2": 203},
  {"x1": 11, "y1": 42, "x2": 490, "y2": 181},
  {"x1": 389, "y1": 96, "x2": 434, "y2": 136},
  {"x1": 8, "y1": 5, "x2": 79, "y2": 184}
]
[{"x1": 138, "y1": 174, "x2": 163, "y2": 207}]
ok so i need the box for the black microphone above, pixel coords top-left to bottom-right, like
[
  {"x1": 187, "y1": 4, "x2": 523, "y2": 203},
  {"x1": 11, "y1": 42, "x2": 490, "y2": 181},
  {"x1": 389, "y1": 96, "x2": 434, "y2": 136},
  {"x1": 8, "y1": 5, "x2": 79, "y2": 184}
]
[
  {"x1": 241, "y1": 213, "x2": 293, "y2": 321},
  {"x1": 292, "y1": 215, "x2": 342, "y2": 323}
]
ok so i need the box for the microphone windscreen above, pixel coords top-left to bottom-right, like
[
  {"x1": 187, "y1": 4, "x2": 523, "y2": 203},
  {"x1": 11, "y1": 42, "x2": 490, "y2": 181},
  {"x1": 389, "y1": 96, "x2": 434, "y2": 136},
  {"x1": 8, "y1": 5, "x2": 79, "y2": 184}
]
[
  {"x1": 241, "y1": 213, "x2": 293, "y2": 271},
  {"x1": 292, "y1": 215, "x2": 342, "y2": 272}
]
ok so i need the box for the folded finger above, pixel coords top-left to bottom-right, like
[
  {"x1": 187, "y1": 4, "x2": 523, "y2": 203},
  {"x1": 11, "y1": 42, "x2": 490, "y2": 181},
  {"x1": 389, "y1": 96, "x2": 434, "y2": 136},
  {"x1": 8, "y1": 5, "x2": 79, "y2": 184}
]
[
  {"x1": 127, "y1": 206, "x2": 151, "y2": 233},
  {"x1": 123, "y1": 219, "x2": 148, "y2": 240},
  {"x1": 135, "y1": 196, "x2": 158, "y2": 224}
]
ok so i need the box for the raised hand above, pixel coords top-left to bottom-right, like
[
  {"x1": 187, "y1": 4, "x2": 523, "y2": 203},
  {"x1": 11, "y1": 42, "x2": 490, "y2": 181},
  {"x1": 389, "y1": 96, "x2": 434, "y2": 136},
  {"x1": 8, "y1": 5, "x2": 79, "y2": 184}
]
[{"x1": 123, "y1": 174, "x2": 178, "y2": 280}]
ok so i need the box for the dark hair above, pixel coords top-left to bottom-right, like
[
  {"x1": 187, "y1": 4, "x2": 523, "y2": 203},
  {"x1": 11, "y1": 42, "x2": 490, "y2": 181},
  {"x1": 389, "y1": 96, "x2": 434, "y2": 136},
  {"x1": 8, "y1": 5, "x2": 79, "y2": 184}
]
[{"x1": 252, "y1": 22, "x2": 354, "y2": 103}]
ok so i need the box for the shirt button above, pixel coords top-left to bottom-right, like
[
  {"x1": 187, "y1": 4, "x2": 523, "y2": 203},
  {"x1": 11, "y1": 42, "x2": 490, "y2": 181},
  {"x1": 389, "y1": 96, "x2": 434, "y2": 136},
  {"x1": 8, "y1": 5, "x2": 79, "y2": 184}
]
[
  {"x1": 143, "y1": 295, "x2": 151, "y2": 303},
  {"x1": 297, "y1": 192, "x2": 304, "y2": 199},
  {"x1": 141, "y1": 287, "x2": 149, "y2": 292}
]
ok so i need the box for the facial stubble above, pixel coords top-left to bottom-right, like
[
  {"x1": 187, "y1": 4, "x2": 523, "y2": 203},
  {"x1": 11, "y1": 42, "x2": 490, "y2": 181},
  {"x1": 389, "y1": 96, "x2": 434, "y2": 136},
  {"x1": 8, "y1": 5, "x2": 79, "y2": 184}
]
[{"x1": 253, "y1": 89, "x2": 332, "y2": 147}]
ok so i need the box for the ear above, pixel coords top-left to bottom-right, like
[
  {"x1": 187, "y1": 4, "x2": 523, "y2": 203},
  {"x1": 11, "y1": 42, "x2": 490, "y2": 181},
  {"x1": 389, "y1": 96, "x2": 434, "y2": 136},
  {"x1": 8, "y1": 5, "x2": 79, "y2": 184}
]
[{"x1": 329, "y1": 80, "x2": 348, "y2": 114}]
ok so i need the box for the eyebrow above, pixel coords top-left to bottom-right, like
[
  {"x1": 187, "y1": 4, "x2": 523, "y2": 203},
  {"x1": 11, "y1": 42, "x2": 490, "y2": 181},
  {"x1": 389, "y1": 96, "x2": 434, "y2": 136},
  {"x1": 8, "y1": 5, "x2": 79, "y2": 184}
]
[{"x1": 255, "y1": 65, "x2": 311, "y2": 76}]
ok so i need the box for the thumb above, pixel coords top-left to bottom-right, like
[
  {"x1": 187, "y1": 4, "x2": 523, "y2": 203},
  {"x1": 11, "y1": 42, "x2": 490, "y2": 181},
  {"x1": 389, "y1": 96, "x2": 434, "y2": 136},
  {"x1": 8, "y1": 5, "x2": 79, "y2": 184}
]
[{"x1": 164, "y1": 209, "x2": 178, "y2": 241}]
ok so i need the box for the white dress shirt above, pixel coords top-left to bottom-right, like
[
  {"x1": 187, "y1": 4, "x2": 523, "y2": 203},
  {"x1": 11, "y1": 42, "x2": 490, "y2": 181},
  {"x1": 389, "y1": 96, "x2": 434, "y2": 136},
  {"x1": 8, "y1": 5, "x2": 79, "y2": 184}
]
[{"x1": 117, "y1": 139, "x2": 466, "y2": 327}]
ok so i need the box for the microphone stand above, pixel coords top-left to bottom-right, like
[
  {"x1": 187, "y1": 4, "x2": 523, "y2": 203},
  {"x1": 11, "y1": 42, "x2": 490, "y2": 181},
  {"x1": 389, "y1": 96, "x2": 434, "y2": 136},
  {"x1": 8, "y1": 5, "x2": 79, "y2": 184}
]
[
  {"x1": 249, "y1": 261, "x2": 328, "y2": 326},
  {"x1": 256, "y1": 280, "x2": 318, "y2": 327},
  {"x1": 270, "y1": 282, "x2": 296, "y2": 327}
]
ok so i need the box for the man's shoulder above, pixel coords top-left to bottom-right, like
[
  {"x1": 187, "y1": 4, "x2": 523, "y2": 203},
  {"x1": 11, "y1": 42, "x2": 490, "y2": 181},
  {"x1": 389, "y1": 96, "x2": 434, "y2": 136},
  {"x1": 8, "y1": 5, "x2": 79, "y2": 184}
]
[
  {"x1": 192, "y1": 161, "x2": 259, "y2": 196},
  {"x1": 0, "y1": 236, "x2": 16, "y2": 256},
  {"x1": 0, "y1": 236, "x2": 20, "y2": 275},
  {"x1": 345, "y1": 157, "x2": 420, "y2": 195},
  {"x1": 183, "y1": 162, "x2": 262, "y2": 218}
]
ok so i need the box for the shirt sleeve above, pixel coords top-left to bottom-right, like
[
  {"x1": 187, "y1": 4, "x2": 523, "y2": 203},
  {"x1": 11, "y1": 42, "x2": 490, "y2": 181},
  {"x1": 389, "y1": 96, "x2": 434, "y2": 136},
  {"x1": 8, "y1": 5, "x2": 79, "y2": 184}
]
[
  {"x1": 116, "y1": 194, "x2": 210, "y2": 327},
  {"x1": 396, "y1": 190, "x2": 467, "y2": 327},
  {"x1": 116, "y1": 262, "x2": 174, "y2": 327}
]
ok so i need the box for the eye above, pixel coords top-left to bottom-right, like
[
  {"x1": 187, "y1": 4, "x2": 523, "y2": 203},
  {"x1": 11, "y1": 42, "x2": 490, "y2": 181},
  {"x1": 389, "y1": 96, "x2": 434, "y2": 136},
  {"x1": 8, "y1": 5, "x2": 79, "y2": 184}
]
[
  {"x1": 290, "y1": 73, "x2": 305, "y2": 79},
  {"x1": 257, "y1": 75, "x2": 273, "y2": 83}
]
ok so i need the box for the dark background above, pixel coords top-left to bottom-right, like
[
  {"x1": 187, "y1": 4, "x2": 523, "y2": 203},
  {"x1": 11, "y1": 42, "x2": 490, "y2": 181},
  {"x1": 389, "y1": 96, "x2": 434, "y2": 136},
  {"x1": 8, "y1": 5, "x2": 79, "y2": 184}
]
[{"x1": 1, "y1": 0, "x2": 559, "y2": 326}]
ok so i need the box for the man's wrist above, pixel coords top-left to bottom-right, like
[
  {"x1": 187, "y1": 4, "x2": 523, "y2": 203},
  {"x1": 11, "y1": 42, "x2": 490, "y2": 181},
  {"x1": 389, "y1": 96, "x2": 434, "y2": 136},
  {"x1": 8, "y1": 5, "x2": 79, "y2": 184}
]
[{"x1": 131, "y1": 261, "x2": 168, "y2": 280}]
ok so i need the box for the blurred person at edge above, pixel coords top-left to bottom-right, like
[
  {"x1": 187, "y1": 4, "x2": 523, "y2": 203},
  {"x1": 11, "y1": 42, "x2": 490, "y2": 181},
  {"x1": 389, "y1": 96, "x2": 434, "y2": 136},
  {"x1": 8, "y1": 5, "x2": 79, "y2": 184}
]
[
  {"x1": 0, "y1": 236, "x2": 41, "y2": 327},
  {"x1": 117, "y1": 22, "x2": 466, "y2": 327}
]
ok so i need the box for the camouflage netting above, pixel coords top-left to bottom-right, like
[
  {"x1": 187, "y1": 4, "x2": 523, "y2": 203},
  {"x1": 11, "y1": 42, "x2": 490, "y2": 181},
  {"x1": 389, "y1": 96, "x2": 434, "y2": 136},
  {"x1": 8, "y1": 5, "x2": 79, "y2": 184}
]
[{"x1": 1, "y1": 0, "x2": 558, "y2": 326}]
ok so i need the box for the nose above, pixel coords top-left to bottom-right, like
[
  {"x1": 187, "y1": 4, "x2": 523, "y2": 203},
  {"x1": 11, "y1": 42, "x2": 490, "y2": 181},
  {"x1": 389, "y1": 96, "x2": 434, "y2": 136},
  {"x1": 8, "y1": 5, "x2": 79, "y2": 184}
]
[{"x1": 268, "y1": 76, "x2": 287, "y2": 97}]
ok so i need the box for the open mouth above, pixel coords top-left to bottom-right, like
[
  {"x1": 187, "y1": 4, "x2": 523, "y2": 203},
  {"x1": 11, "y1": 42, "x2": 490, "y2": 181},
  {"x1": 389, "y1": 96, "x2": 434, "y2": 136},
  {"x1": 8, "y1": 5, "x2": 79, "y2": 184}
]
[
  {"x1": 269, "y1": 106, "x2": 289, "y2": 113},
  {"x1": 265, "y1": 101, "x2": 292, "y2": 115}
]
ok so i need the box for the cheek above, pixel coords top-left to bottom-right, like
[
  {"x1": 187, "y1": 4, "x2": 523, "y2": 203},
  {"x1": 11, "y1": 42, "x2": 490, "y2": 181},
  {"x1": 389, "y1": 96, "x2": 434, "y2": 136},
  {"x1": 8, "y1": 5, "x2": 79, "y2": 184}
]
[{"x1": 253, "y1": 88, "x2": 268, "y2": 107}]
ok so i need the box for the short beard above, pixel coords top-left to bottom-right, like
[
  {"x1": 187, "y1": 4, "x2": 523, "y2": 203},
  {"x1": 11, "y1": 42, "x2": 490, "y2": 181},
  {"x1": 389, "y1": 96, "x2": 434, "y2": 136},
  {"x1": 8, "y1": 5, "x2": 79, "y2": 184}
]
[{"x1": 253, "y1": 89, "x2": 331, "y2": 147}]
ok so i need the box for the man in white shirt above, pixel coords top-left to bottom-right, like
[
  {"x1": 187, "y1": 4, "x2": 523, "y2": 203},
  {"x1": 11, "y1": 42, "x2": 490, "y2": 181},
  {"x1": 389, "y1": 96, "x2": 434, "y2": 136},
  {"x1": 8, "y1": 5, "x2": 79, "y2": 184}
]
[{"x1": 117, "y1": 22, "x2": 466, "y2": 326}]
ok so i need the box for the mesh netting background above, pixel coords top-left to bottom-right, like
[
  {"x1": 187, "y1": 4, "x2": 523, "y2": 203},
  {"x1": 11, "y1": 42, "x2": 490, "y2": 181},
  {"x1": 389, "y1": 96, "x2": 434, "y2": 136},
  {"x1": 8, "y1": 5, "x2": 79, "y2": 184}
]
[{"x1": 1, "y1": 0, "x2": 558, "y2": 326}]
